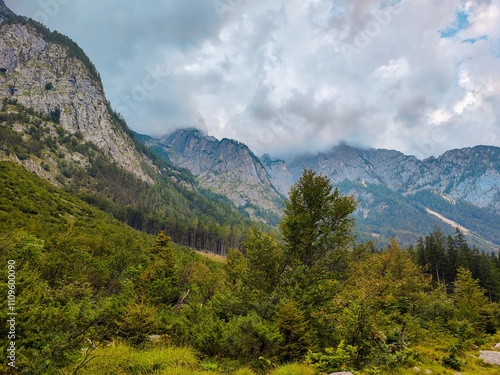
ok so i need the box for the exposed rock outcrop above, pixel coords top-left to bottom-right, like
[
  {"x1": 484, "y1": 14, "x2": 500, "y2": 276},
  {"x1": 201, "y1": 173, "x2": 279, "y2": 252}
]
[
  {"x1": 480, "y1": 350, "x2": 500, "y2": 365},
  {"x1": 0, "y1": 13, "x2": 153, "y2": 182},
  {"x1": 148, "y1": 129, "x2": 284, "y2": 219}
]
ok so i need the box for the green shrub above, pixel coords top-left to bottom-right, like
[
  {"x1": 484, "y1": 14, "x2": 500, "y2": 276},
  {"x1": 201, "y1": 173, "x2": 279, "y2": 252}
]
[{"x1": 307, "y1": 341, "x2": 357, "y2": 373}]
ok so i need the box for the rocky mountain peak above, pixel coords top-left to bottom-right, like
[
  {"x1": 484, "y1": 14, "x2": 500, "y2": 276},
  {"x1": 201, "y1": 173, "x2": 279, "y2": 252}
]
[{"x1": 151, "y1": 129, "x2": 284, "y2": 220}]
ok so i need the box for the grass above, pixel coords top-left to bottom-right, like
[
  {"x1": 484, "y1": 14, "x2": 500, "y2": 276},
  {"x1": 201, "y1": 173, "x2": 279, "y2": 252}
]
[
  {"x1": 62, "y1": 343, "x2": 207, "y2": 375},
  {"x1": 61, "y1": 342, "x2": 321, "y2": 375},
  {"x1": 59, "y1": 332, "x2": 500, "y2": 375},
  {"x1": 268, "y1": 364, "x2": 317, "y2": 375},
  {"x1": 353, "y1": 332, "x2": 500, "y2": 375},
  {"x1": 195, "y1": 250, "x2": 227, "y2": 263}
]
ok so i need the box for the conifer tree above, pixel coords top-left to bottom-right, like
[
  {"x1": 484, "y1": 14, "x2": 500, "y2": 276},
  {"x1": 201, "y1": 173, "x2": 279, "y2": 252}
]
[
  {"x1": 276, "y1": 300, "x2": 310, "y2": 362},
  {"x1": 452, "y1": 268, "x2": 489, "y2": 324}
]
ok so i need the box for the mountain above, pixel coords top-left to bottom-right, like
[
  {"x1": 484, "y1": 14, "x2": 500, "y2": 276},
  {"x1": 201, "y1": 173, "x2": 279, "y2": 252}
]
[
  {"x1": 1, "y1": 1, "x2": 497, "y2": 252},
  {"x1": 0, "y1": 0, "x2": 13, "y2": 23},
  {"x1": 139, "y1": 131, "x2": 500, "y2": 251},
  {"x1": 0, "y1": 4, "x2": 255, "y2": 253},
  {"x1": 0, "y1": 9, "x2": 156, "y2": 182},
  {"x1": 287, "y1": 144, "x2": 500, "y2": 249},
  {"x1": 286, "y1": 144, "x2": 500, "y2": 212},
  {"x1": 139, "y1": 129, "x2": 285, "y2": 224}
]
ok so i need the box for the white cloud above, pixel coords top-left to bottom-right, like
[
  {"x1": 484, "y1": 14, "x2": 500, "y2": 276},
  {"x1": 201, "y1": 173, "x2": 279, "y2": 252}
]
[
  {"x1": 4, "y1": 0, "x2": 500, "y2": 159},
  {"x1": 373, "y1": 57, "x2": 410, "y2": 81},
  {"x1": 429, "y1": 109, "x2": 453, "y2": 125}
]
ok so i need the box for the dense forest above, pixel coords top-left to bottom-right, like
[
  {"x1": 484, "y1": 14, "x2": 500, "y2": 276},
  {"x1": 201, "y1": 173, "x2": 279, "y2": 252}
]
[{"x1": 1, "y1": 163, "x2": 499, "y2": 374}]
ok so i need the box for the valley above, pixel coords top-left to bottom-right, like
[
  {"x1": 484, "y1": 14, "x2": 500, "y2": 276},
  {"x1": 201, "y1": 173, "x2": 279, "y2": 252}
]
[{"x1": 0, "y1": 1, "x2": 499, "y2": 374}]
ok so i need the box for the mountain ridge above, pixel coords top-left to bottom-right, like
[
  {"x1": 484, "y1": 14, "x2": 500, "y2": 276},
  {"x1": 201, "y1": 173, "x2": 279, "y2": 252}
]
[
  {"x1": 139, "y1": 128, "x2": 500, "y2": 250},
  {"x1": 0, "y1": 6, "x2": 257, "y2": 253},
  {"x1": 0, "y1": 12, "x2": 154, "y2": 182},
  {"x1": 141, "y1": 128, "x2": 285, "y2": 223}
]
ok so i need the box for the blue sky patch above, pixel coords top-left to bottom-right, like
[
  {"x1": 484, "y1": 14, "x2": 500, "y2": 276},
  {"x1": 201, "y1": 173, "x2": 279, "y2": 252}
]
[
  {"x1": 440, "y1": 11, "x2": 470, "y2": 38},
  {"x1": 462, "y1": 35, "x2": 488, "y2": 44}
]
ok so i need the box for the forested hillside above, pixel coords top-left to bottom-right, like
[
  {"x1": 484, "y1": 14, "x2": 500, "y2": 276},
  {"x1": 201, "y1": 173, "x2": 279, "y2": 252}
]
[
  {"x1": 0, "y1": 10, "x2": 264, "y2": 255},
  {"x1": 0, "y1": 99, "x2": 258, "y2": 253},
  {"x1": 1, "y1": 164, "x2": 499, "y2": 374}
]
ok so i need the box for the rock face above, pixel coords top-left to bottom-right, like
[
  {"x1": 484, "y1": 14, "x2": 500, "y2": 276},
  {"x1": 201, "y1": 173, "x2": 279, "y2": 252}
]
[
  {"x1": 140, "y1": 132, "x2": 500, "y2": 248},
  {"x1": 260, "y1": 154, "x2": 293, "y2": 196},
  {"x1": 284, "y1": 144, "x2": 500, "y2": 215},
  {"x1": 147, "y1": 129, "x2": 284, "y2": 219},
  {"x1": 0, "y1": 10, "x2": 153, "y2": 182}
]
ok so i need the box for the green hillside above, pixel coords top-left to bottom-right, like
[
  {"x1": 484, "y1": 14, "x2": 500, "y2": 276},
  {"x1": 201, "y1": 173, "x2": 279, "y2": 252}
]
[
  {"x1": 0, "y1": 99, "x2": 257, "y2": 253},
  {"x1": 1, "y1": 162, "x2": 500, "y2": 375}
]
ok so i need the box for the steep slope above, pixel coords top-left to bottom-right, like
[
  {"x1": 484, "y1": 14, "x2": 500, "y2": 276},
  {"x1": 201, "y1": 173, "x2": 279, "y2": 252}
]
[
  {"x1": 142, "y1": 129, "x2": 285, "y2": 223},
  {"x1": 260, "y1": 154, "x2": 294, "y2": 196},
  {"x1": 0, "y1": 5, "x2": 255, "y2": 252},
  {"x1": 422, "y1": 146, "x2": 500, "y2": 214},
  {"x1": 0, "y1": 9, "x2": 152, "y2": 182},
  {"x1": 288, "y1": 143, "x2": 385, "y2": 185},
  {"x1": 287, "y1": 144, "x2": 500, "y2": 215},
  {"x1": 0, "y1": 160, "x2": 155, "y2": 372}
]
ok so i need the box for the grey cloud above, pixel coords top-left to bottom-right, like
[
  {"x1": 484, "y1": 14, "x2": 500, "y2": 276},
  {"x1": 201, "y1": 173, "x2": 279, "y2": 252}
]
[
  {"x1": 394, "y1": 96, "x2": 430, "y2": 128},
  {"x1": 4, "y1": 0, "x2": 500, "y2": 159}
]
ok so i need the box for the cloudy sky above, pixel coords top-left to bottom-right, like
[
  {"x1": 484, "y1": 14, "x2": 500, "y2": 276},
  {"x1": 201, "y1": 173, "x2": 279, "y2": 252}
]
[{"x1": 5, "y1": 0, "x2": 500, "y2": 159}]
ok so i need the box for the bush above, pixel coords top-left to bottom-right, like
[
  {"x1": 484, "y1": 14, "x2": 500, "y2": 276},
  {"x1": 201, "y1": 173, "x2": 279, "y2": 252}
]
[
  {"x1": 223, "y1": 313, "x2": 282, "y2": 367},
  {"x1": 441, "y1": 352, "x2": 463, "y2": 370},
  {"x1": 307, "y1": 341, "x2": 357, "y2": 373}
]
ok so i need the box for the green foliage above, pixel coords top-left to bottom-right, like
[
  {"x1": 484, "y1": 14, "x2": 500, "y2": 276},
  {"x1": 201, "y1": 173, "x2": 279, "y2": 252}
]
[
  {"x1": 307, "y1": 341, "x2": 358, "y2": 373},
  {"x1": 276, "y1": 300, "x2": 310, "y2": 362},
  {"x1": 61, "y1": 343, "x2": 202, "y2": 375},
  {"x1": 441, "y1": 351, "x2": 463, "y2": 371},
  {"x1": 0, "y1": 101, "x2": 253, "y2": 253},
  {"x1": 223, "y1": 312, "x2": 282, "y2": 367},
  {"x1": 280, "y1": 169, "x2": 357, "y2": 271},
  {"x1": 244, "y1": 228, "x2": 283, "y2": 292},
  {"x1": 1, "y1": 150, "x2": 499, "y2": 374},
  {"x1": 268, "y1": 363, "x2": 316, "y2": 375},
  {"x1": 116, "y1": 301, "x2": 161, "y2": 346},
  {"x1": 453, "y1": 268, "x2": 489, "y2": 322},
  {"x1": 415, "y1": 227, "x2": 500, "y2": 301}
]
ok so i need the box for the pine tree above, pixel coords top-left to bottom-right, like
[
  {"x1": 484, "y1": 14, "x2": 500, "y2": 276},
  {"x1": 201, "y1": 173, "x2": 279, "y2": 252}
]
[
  {"x1": 452, "y1": 268, "x2": 489, "y2": 325},
  {"x1": 140, "y1": 231, "x2": 178, "y2": 305},
  {"x1": 276, "y1": 300, "x2": 310, "y2": 362}
]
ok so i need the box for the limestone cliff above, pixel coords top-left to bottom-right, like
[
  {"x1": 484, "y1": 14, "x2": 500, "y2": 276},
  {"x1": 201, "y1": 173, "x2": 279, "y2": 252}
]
[
  {"x1": 144, "y1": 129, "x2": 284, "y2": 221},
  {"x1": 0, "y1": 6, "x2": 153, "y2": 182}
]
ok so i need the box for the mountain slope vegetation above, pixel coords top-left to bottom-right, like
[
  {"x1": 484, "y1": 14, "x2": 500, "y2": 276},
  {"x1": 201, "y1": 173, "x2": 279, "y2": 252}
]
[
  {"x1": 1, "y1": 3, "x2": 499, "y2": 374},
  {"x1": 0, "y1": 10, "x2": 258, "y2": 252},
  {"x1": 1, "y1": 163, "x2": 499, "y2": 375},
  {"x1": 0, "y1": 98, "x2": 254, "y2": 254}
]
